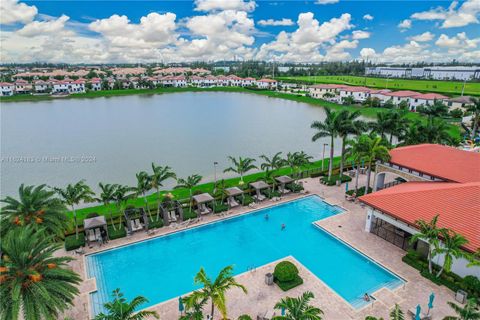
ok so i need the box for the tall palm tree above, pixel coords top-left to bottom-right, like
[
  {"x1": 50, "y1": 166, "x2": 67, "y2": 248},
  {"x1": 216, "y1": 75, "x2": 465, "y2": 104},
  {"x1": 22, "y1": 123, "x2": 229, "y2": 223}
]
[
  {"x1": 193, "y1": 265, "x2": 247, "y2": 319},
  {"x1": 311, "y1": 108, "x2": 342, "y2": 179},
  {"x1": 399, "y1": 120, "x2": 422, "y2": 146},
  {"x1": 53, "y1": 180, "x2": 95, "y2": 239},
  {"x1": 0, "y1": 184, "x2": 68, "y2": 238},
  {"x1": 370, "y1": 112, "x2": 391, "y2": 141},
  {"x1": 337, "y1": 110, "x2": 366, "y2": 177},
  {"x1": 444, "y1": 299, "x2": 480, "y2": 320},
  {"x1": 94, "y1": 289, "x2": 159, "y2": 320},
  {"x1": 175, "y1": 174, "x2": 202, "y2": 211},
  {"x1": 418, "y1": 116, "x2": 451, "y2": 145},
  {"x1": 95, "y1": 183, "x2": 119, "y2": 231},
  {"x1": 134, "y1": 171, "x2": 153, "y2": 220},
  {"x1": 180, "y1": 291, "x2": 208, "y2": 320},
  {"x1": 390, "y1": 304, "x2": 405, "y2": 320},
  {"x1": 362, "y1": 135, "x2": 390, "y2": 195},
  {"x1": 467, "y1": 97, "x2": 480, "y2": 139},
  {"x1": 0, "y1": 228, "x2": 81, "y2": 320},
  {"x1": 260, "y1": 152, "x2": 285, "y2": 187},
  {"x1": 113, "y1": 185, "x2": 134, "y2": 229},
  {"x1": 285, "y1": 151, "x2": 313, "y2": 181},
  {"x1": 224, "y1": 156, "x2": 257, "y2": 182},
  {"x1": 272, "y1": 291, "x2": 323, "y2": 320},
  {"x1": 434, "y1": 229, "x2": 469, "y2": 277},
  {"x1": 387, "y1": 110, "x2": 409, "y2": 145},
  {"x1": 409, "y1": 215, "x2": 445, "y2": 274},
  {"x1": 346, "y1": 136, "x2": 368, "y2": 194},
  {"x1": 151, "y1": 163, "x2": 176, "y2": 221}
]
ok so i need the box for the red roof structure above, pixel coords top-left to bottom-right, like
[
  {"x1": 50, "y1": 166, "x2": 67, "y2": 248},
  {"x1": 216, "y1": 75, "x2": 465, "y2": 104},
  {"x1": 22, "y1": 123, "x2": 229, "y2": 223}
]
[
  {"x1": 412, "y1": 93, "x2": 449, "y2": 100},
  {"x1": 360, "y1": 182, "x2": 480, "y2": 252},
  {"x1": 385, "y1": 90, "x2": 420, "y2": 97}
]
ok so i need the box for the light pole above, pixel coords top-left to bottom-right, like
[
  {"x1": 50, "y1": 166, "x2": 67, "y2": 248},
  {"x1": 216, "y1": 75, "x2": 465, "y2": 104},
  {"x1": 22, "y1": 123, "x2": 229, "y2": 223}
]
[
  {"x1": 321, "y1": 143, "x2": 328, "y2": 171},
  {"x1": 213, "y1": 161, "x2": 218, "y2": 193}
]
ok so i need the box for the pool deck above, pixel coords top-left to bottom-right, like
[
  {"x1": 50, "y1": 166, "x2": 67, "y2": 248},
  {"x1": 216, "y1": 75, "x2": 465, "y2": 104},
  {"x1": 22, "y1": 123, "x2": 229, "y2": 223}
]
[{"x1": 61, "y1": 175, "x2": 456, "y2": 319}]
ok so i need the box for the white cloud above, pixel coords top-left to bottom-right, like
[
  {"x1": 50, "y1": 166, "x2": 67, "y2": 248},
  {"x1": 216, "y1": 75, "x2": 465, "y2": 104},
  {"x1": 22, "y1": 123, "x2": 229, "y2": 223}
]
[
  {"x1": 398, "y1": 19, "x2": 412, "y2": 30},
  {"x1": 194, "y1": 0, "x2": 256, "y2": 12},
  {"x1": 0, "y1": 0, "x2": 37, "y2": 25},
  {"x1": 258, "y1": 18, "x2": 294, "y2": 26},
  {"x1": 324, "y1": 39, "x2": 358, "y2": 61},
  {"x1": 435, "y1": 32, "x2": 479, "y2": 48},
  {"x1": 16, "y1": 15, "x2": 70, "y2": 37},
  {"x1": 408, "y1": 31, "x2": 435, "y2": 42},
  {"x1": 352, "y1": 30, "x2": 370, "y2": 40},
  {"x1": 411, "y1": 0, "x2": 480, "y2": 28},
  {"x1": 360, "y1": 47, "x2": 376, "y2": 59},
  {"x1": 315, "y1": 0, "x2": 339, "y2": 4},
  {"x1": 363, "y1": 14, "x2": 374, "y2": 21}
]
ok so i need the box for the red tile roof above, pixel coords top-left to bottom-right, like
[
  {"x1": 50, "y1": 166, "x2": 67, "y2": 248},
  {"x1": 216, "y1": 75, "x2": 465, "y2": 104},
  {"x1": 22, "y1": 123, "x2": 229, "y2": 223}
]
[
  {"x1": 389, "y1": 144, "x2": 480, "y2": 183},
  {"x1": 258, "y1": 78, "x2": 277, "y2": 83},
  {"x1": 385, "y1": 90, "x2": 421, "y2": 98},
  {"x1": 311, "y1": 84, "x2": 348, "y2": 89},
  {"x1": 359, "y1": 182, "x2": 480, "y2": 252},
  {"x1": 412, "y1": 93, "x2": 448, "y2": 100},
  {"x1": 340, "y1": 86, "x2": 371, "y2": 92}
]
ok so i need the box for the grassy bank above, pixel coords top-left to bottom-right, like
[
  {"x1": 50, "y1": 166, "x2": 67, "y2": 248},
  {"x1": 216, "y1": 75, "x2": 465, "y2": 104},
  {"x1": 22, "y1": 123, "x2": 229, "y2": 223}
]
[{"x1": 276, "y1": 75, "x2": 480, "y2": 96}]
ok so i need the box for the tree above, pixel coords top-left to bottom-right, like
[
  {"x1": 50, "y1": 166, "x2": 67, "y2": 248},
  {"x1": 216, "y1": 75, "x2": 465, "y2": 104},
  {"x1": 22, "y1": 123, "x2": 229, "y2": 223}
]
[
  {"x1": 134, "y1": 171, "x2": 153, "y2": 220},
  {"x1": 285, "y1": 151, "x2": 313, "y2": 181},
  {"x1": 54, "y1": 180, "x2": 95, "y2": 239},
  {"x1": 272, "y1": 291, "x2": 323, "y2": 320},
  {"x1": 361, "y1": 135, "x2": 390, "y2": 195},
  {"x1": 95, "y1": 183, "x2": 119, "y2": 231},
  {"x1": 434, "y1": 229, "x2": 469, "y2": 277},
  {"x1": 409, "y1": 215, "x2": 445, "y2": 274},
  {"x1": 224, "y1": 156, "x2": 257, "y2": 182},
  {"x1": 399, "y1": 120, "x2": 422, "y2": 146},
  {"x1": 387, "y1": 110, "x2": 409, "y2": 145},
  {"x1": 151, "y1": 164, "x2": 176, "y2": 221},
  {"x1": 422, "y1": 100, "x2": 448, "y2": 117},
  {"x1": 0, "y1": 228, "x2": 81, "y2": 320},
  {"x1": 390, "y1": 304, "x2": 404, "y2": 320},
  {"x1": 346, "y1": 135, "x2": 368, "y2": 193},
  {"x1": 337, "y1": 110, "x2": 366, "y2": 177},
  {"x1": 180, "y1": 291, "x2": 208, "y2": 320},
  {"x1": 260, "y1": 152, "x2": 285, "y2": 187},
  {"x1": 370, "y1": 112, "x2": 391, "y2": 141},
  {"x1": 311, "y1": 108, "x2": 342, "y2": 179},
  {"x1": 443, "y1": 299, "x2": 480, "y2": 320},
  {"x1": 0, "y1": 184, "x2": 68, "y2": 238},
  {"x1": 467, "y1": 97, "x2": 480, "y2": 139},
  {"x1": 175, "y1": 174, "x2": 202, "y2": 211},
  {"x1": 192, "y1": 265, "x2": 247, "y2": 319},
  {"x1": 94, "y1": 289, "x2": 159, "y2": 320},
  {"x1": 113, "y1": 185, "x2": 134, "y2": 230},
  {"x1": 418, "y1": 116, "x2": 451, "y2": 145}
]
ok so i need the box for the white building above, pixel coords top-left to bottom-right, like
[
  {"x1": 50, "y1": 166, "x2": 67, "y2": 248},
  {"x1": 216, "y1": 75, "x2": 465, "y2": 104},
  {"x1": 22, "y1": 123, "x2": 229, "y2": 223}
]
[
  {"x1": 33, "y1": 80, "x2": 49, "y2": 93},
  {"x1": 383, "y1": 90, "x2": 421, "y2": 108},
  {"x1": 365, "y1": 66, "x2": 480, "y2": 81},
  {"x1": 309, "y1": 84, "x2": 347, "y2": 100},
  {"x1": 0, "y1": 82, "x2": 14, "y2": 96},
  {"x1": 256, "y1": 78, "x2": 278, "y2": 89},
  {"x1": 446, "y1": 96, "x2": 474, "y2": 111},
  {"x1": 241, "y1": 77, "x2": 256, "y2": 86},
  {"x1": 14, "y1": 79, "x2": 32, "y2": 94},
  {"x1": 90, "y1": 78, "x2": 102, "y2": 91},
  {"x1": 408, "y1": 93, "x2": 448, "y2": 111},
  {"x1": 339, "y1": 86, "x2": 371, "y2": 102}
]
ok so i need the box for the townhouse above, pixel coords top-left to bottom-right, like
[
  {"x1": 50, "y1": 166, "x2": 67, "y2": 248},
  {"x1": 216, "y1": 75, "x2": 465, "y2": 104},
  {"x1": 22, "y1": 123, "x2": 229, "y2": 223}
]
[
  {"x1": 256, "y1": 78, "x2": 278, "y2": 89},
  {"x1": 33, "y1": 80, "x2": 49, "y2": 93},
  {"x1": 90, "y1": 78, "x2": 102, "y2": 91},
  {"x1": 446, "y1": 96, "x2": 474, "y2": 111},
  {"x1": 14, "y1": 79, "x2": 32, "y2": 94},
  {"x1": 408, "y1": 93, "x2": 448, "y2": 111},
  {"x1": 0, "y1": 82, "x2": 14, "y2": 96},
  {"x1": 309, "y1": 84, "x2": 347, "y2": 100},
  {"x1": 339, "y1": 86, "x2": 371, "y2": 102}
]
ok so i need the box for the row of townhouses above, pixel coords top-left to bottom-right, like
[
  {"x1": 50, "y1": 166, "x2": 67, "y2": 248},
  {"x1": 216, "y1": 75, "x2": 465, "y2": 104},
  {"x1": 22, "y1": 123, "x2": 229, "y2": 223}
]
[
  {"x1": 308, "y1": 84, "x2": 474, "y2": 111},
  {"x1": 0, "y1": 75, "x2": 278, "y2": 97}
]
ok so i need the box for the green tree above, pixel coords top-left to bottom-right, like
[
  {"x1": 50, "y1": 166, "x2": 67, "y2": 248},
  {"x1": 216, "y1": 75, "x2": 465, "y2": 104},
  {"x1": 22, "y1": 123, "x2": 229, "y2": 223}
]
[
  {"x1": 399, "y1": 120, "x2": 422, "y2": 146},
  {"x1": 443, "y1": 299, "x2": 480, "y2": 320},
  {"x1": 387, "y1": 110, "x2": 409, "y2": 145},
  {"x1": 370, "y1": 112, "x2": 391, "y2": 141},
  {"x1": 346, "y1": 135, "x2": 368, "y2": 193},
  {"x1": 422, "y1": 100, "x2": 449, "y2": 117},
  {"x1": 337, "y1": 110, "x2": 366, "y2": 177},
  {"x1": 272, "y1": 291, "x2": 323, "y2": 320},
  {"x1": 390, "y1": 304, "x2": 404, "y2": 320},
  {"x1": 409, "y1": 215, "x2": 445, "y2": 274},
  {"x1": 113, "y1": 185, "x2": 134, "y2": 230},
  {"x1": 175, "y1": 174, "x2": 203, "y2": 211},
  {"x1": 418, "y1": 116, "x2": 451, "y2": 145},
  {"x1": 311, "y1": 108, "x2": 342, "y2": 179},
  {"x1": 285, "y1": 151, "x2": 313, "y2": 181},
  {"x1": 134, "y1": 171, "x2": 153, "y2": 220},
  {"x1": 260, "y1": 152, "x2": 285, "y2": 188},
  {"x1": 434, "y1": 229, "x2": 469, "y2": 277},
  {"x1": 94, "y1": 289, "x2": 159, "y2": 320},
  {"x1": 224, "y1": 156, "x2": 257, "y2": 182},
  {"x1": 180, "y1": 291, "x2": 208, "y2": 320},
  {"x1": 0, "y1": 228, "x2": 81, "y2": 320},
  {"x1": 0, "y1": 184, "x2": 68, "y2": 238},
  {"x1": 54, "y1": 180, "x2": 95, "y2": 239},
  {"x1": 362, "y1": 135, "x2": 390, "y2": 195},
  {"x1": 151, "y1": 164, "x2": 177, "y2": 221},
  {"x1": 95, "y1": 183, "x2": 119, "y2": 231},
  {"x1": 467, "y1": 97, "x2": 480, "y2": 139},
  {"x1": 192, "y1": 265, "x2": 247, "y2": 319}
]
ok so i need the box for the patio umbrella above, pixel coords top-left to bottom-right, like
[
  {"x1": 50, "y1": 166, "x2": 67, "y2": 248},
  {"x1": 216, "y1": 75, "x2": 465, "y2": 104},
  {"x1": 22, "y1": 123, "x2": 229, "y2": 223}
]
[
  {"x1": 345, "y1": 182, "x2": 349, "y2": 192},
  {"x1": 427, "y1": 292, "x2": 435, "y2": 315},
  {"x1": 281, "y1": 307, "x2": 285, "y2": 316},
  {"x1": 178, "y1": 296, "x2": 184, "y2": 314},
  {"x1": 415, "y1": 304, "x2": 421, "y2": 320}
]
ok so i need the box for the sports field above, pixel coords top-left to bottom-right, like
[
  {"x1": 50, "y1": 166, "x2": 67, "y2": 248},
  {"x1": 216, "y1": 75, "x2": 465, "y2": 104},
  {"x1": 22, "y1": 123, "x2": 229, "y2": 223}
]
[{"x1": 277, "y1": 75, "x2": 480, "y2": 96}]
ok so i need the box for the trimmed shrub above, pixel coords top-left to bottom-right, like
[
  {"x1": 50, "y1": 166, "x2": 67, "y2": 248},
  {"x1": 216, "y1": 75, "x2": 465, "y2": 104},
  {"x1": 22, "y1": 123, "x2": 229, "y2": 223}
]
[
  {"x1": 65, "y1": 233, "x2": 85, "y2": 251},
  {"x1": 148, "y1": 218, "x2": 163, "y2": 229},
  {"x1": 264, "y1": 189, "x2": 281, "y2": 199},
  {"x1": 274, "y1": 261, "x2": 299, "y2": 282},
  {"x1": 238, "y1": 315, "x2": 252, "y2": 320},
  {"x1": 462, "y1": 275, "x2": 480, "y2": 298},
  {"x1": 183, "y1": 208, "x2": 197, "y2": 220},
  {"x1": 275, "y1": 275, "x2": 304, "y2": 291},
  {"x1": 346, "y1": 186, "x2": 373, "y2": 197},
  {"x1": 242, "y1": 194, "x2": 254, "y2": 206},
  {"x1": 108, "y1": 225, "x2": 126, "y2": 240},
  {"x1": 286, "y1": 182, "x2": 304, "y2": 192},
  {"x1": 320, "y1": 174, "x2": 352, "y2": 186},
  {"x1": 212, "y1": 201, "x2": 228, "y2": 214}
]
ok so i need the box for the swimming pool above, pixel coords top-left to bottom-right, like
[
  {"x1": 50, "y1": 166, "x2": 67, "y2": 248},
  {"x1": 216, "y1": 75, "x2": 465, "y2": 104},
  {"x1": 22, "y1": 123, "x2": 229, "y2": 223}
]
[{"x1": 86, "y1": 196, "x2": 404, "y2": 315}]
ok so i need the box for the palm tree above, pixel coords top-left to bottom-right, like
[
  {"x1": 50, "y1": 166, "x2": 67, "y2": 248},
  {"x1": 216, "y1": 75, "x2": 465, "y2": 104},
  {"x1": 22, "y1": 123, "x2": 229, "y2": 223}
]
[
  {"x1": 390, "y1": 304, "x2": 404, "y2": 320},
  {"x1": 362, "y1": 135, "x2": 390, "y2": 195},
  {"x1": 285, "y1": 151, "x2": 313, "y2": 181},
  {"x1": 94, "y1": 289, "x2": 159, "y2": 320},
  {"x1": 53, "y1": 180, "x2": 95, "y2": 239},
  {"x1": 95, "y1": 183, "x2": 119, "y2": 231},
  {"x1": 467, "y1": 97, "x2": 480, "y2": 139},
  {"x1": 434, "y1": 229, "x2": 469, "y2": 277},
  {"x1": 444, "y1": 299, "x2": 480, "y2": 320},
  {"x1": 387, "y1": 110, "x2": 409, "y2": 145},
  {"x1": 409, "y1": 215, "x2": 444, "y2": 274},
  {"x1": 370, "y1": 112, "x2": 391, "y2": 141},
  {"x1": 337, "y1": 110, "x2": 366, "y2": 177},
  {"x1": 180, "y1": 291, "x2": 208, "y2": 320},
  {"x1": 423, "y1": 100, "x2": 448, "y2": 117},
  {"x1": 399, "y1": 120, "x2": 422, "y2": 146},
  {"x1": 175, "y1": 174, "x2": 202, "y2": 211},
  {"x1": 0, "y1": 184, "x2": 68, "y2": 238},
  {"x1": 113, "y1": 185, "x2": 134, "y2": 229},
  {"x1": 260, "y1": 152, "x2": 285, "y2": 188},
  {"x1": 224, "y1": 156, "x2": 257, "y2": 182},
  {"x1": 346, "y1": 136, "x2": 368, "y2": 194},
  {"x1": 151, "y1": 163, "x2": 176, "y2": 221},
  {"x1": 311, "y1": 108, "x2": 342, "y2": 179},
  {"x1": 134, "y1": 171, "x2": 153, "y2": 220},
  {"x1": 418, "y1": 116, "x2": 451, "y2": 145},
  {"x1": 272, "y1": 291, "x2": 323, "y2": 320},
  {"x1": 193, "y1": 265, "x2": 247, "y2": 319},
  {"x1": 0, "y1": 228, "x2": 81, "y2": 320}
]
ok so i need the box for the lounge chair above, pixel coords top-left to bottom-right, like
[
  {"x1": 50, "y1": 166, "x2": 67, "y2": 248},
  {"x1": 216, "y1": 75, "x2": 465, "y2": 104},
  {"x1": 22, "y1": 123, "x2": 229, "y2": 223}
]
[
  {"x1": 131, "y1": 219, "x2": 142, "y2": 231},
  {"x1": 199, "y1": 203, "x2": 211, "y2": 215},
  {"x1": 169, "y1": 211, "x2": 177, "y2": 222},
  {"x1": 254, "y1": 193, "x2": 266, "y2": 202},
  {"x1": 95, "y1": 228, "x2": 102, "y2": 243},
  {"x1": 345, "y1": 193, "x2": 357, "y2": 202},
  {"x1": 87, "y1": 229, "x2": 96, "y2": 242},
  {"x1": 228, "y1": 197, "x2": 240, "y2": 208}
]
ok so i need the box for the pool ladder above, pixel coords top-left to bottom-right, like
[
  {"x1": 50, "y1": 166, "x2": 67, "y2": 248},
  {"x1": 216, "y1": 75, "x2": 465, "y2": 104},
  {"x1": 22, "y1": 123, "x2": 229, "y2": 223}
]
[{"x1": 247, "y1": 265, "x2": 257, "y2": 273}]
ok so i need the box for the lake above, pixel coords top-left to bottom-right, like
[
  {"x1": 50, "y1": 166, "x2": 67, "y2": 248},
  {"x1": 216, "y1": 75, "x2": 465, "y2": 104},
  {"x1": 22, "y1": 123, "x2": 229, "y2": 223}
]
[{"x1": 1, "y1": 92, "x2": 349, "y2": 198}]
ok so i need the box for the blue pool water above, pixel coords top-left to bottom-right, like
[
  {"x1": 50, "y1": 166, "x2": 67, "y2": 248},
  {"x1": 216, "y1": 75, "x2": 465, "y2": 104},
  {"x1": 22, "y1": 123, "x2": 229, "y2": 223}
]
[{"x1": 87, "y1": 196, "x2": 404, "y2": 315}]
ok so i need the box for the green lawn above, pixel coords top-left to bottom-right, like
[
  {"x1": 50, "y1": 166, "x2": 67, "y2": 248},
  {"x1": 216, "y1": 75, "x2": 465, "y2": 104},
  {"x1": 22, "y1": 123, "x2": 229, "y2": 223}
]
[{"x1": 276, "y1": 75, "x2": 480, "y2": 97}]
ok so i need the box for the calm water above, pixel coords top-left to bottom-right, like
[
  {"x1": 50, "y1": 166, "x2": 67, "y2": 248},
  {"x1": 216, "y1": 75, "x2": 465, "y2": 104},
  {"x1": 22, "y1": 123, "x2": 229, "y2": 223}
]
[
  {"x1": 1, "y1": 92, "x2": 346, "y2": 197},
  {"x1": 87, "y1": 196, "x2": 404, "y2": 316}
]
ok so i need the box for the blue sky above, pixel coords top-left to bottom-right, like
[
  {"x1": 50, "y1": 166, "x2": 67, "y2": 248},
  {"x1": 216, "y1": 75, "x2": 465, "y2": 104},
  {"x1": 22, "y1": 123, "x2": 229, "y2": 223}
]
[{"x1": 1, "y1": 0, "x2": 479, "y2": 63}]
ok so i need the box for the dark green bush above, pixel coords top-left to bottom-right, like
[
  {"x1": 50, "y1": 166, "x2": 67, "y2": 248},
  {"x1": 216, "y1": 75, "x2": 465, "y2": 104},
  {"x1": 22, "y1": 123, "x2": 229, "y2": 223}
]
[
  {"x1": 242, "y1": 194, "x2": 254, "y2": 206},
  {"x1": 274, "y1": 261, "x2": 299, "y2": 282},
  {"x1": 65, "y1": 233, "x2": 85, "y2": 251},
  {"x1": 183, "y1": 208, "x2": 197, "y2": 220},
  {"x1": 148, "y1": 218, "x2": 163, "y2": 229},
  {"x1": 85, "y1": 212, "x2": 99, "y2": 219},
  {"x1": 263, "y1": 189, "x2": 281, "y2": 199},
  {"x1": 238, "y1": 315, "x2": 252, "y2": 320},
  {"x1": 108, "y1": 225, "x2": 126, "y2": 240},
  {"x1": 320, "y1": 174, "x2": 352, "y2": 186},
  {"x1": 346, "y1": 186, "x2": 372, "y2": 197},
  {"x1": 211, "y1": 201, "x2": 228, "y2": 213},
  {"x1": 286, "y1": 182, "x2": 304, "y2": 192},
  {"x1": 462, "y1": 276, "x2": 480, "y2": 298},
  {"x1": 274, "y1": 274, "x2": 304, "y2": 291}
]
